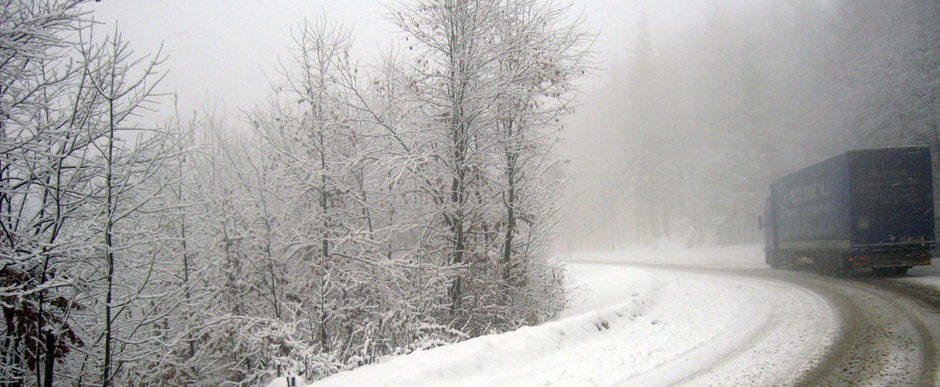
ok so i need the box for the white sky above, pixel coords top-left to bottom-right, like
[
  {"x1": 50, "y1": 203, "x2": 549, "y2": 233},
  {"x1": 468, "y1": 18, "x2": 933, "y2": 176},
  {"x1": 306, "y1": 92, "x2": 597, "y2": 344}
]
[{"x1": 89, "y1": 0, "x2": 712, "y2": 123}]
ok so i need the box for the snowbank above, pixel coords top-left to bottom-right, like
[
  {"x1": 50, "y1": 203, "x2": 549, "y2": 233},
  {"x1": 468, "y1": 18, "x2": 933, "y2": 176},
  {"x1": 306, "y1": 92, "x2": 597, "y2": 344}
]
[{"x1": 314, "y1": 265, "x2": 657, "y2": 386}]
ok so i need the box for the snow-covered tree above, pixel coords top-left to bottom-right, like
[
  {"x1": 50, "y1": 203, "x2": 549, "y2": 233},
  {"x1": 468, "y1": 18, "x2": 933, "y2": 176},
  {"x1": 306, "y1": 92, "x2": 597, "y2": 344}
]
[
  {"x1": 3, "y1": 1, "x2": 588, "y2": 384},
  {"x1": 0, "y1": 1, "x2": 93, "y2": 384},
  {"x1": 489, "y1": 0, "x2": 588, "y2": 323},
  {"x1": 387, "y1": 0, "x2": 508, "y2": 322}
]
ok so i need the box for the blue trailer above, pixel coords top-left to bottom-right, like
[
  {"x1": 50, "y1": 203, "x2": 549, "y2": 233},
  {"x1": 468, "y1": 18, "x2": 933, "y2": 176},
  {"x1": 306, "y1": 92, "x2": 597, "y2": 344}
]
[{"x1": 760, "y1": 146, "x2": 934, "y2": 275}]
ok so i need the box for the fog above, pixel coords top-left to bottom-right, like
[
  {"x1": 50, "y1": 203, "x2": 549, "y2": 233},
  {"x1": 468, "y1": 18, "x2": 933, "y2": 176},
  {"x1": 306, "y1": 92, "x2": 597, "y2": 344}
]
[
  {"x1": 91, "y1": 1, "x2": 937, "y2": 251},
  {"x1": 4, "y1": 1, "x2": 937, "y2": 384},
  {"x1": 89, "y1": 0, "x2": 705, "y2": 119},
  {"x1": 560, "y1": 0, "x2": 938, "y2": 250}
]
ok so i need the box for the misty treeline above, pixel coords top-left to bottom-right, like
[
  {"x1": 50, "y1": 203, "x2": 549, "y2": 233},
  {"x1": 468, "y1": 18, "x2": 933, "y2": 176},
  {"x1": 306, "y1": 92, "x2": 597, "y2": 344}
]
[
  {"x1": 1, "y1": 0, "x2": 588, "y2": 384},
  {"x1": 561, "y1": 1, "x2": 938, "y2": 250}
]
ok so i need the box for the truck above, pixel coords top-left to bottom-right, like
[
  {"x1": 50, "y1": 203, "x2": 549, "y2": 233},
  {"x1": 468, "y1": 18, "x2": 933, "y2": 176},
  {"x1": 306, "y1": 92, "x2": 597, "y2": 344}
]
[{"x1": 760, "y1": 146, "x2": 934, "y2": 275}]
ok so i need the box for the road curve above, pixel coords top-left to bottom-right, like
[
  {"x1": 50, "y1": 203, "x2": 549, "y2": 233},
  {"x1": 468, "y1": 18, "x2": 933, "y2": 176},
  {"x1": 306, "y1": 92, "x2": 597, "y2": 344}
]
[{"x1": 604, "y1": 261, "x2": 940, "y2": 386}]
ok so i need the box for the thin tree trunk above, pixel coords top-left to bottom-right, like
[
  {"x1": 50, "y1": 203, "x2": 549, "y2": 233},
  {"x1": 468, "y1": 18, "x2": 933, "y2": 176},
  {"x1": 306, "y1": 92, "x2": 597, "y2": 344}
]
[
  {"x1": 177, "y1": 162, "x2": 196, "y2": 358},
  {"x1": 317, "y1": 117, "x2": 330, "y2": 347},
  {"x1": 447, "y1": 1, "x2": 470, "y2": 315},
  {"x1": 42, "y1": 332, "x2": 54, "y2": 387},
  {"x1": 2, "y1": 307, "x2": 20, "y2": 386},
  {"x1": 502, "y1": 118, "x2": 517, "y2": 285},
  {"x1": 319, "y1": 279, "x2": 329, "y2": 348},
  {"x1": 102, "y1": 98, "x2": 116, "y2": 387},
  {"x1": 502, "y1": 184, "x2": 515, "y2": 283},
  {"x1": 320, "y1": 129, "x2": 330, "y2": 263}
]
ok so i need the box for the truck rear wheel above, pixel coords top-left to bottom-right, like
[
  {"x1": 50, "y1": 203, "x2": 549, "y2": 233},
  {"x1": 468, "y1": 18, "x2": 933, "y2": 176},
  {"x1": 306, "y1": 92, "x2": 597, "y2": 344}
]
[
  {"x1": 786, "y1": 254, "x2": 799, "y2": 269},
  {"x1": 765, "y1": 254, "x2": 783, "y2": 269},
  {"x1": 816, "y1": 257, "x2": 850, "y2": 277},
  {"x1": 831, "y1": 262, "x2": 852, "y2": 277},
  {"x1": 768, "y1": 257, "x2": 783, "y2": 269},
  {"x1": 766, "y1": 251, "x2": 783, "y2": 269}
]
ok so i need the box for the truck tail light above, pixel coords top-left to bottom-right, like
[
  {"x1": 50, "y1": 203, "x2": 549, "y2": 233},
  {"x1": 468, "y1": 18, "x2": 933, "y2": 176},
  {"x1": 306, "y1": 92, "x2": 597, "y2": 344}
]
[{"x1": 849, "y1": 256, "x2": 868, "y2": 263}]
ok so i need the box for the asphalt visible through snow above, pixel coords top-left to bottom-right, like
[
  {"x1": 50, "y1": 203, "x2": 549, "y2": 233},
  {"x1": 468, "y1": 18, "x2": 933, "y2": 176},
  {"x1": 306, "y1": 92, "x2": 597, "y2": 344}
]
[
  {"x1": 604, "y1": 261, "x2": 940, "y2": 386},
  {"x1": 787, "y1": 271, "x2": 939, "y2": 386}
]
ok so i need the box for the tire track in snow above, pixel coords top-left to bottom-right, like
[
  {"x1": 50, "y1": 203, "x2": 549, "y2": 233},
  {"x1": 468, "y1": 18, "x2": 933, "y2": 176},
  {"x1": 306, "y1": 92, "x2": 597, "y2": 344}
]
[
  {"x1": 595, "y1": 261, "x2": 939, "y2": 386},
  {"x1": 619, "y1": 299, "x2": 779, "y2": 386},
  {"x1": 791, "y1": 274, "x2": 939, "y2": 386},
  {"x1": 587, "y1": 263, "x2": 834, "y2": 386}
]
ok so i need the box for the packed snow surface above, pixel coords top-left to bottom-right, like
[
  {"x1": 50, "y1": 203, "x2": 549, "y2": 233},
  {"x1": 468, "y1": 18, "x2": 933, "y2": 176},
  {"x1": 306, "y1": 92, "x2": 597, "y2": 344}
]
[
  {"x1": 309, "y1": 245, "x2": 840, "y2": 386},
  {"x1": 900, "y1": 262, "x2": 940, "y2": 291},
  {"x1": 903, "y1": 275, "x2": 940, "y2": 290}
]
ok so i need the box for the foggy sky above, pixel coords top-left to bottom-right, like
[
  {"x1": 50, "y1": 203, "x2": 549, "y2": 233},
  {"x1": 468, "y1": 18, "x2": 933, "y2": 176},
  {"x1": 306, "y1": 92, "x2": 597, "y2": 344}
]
[{"x1": 90, "y1": 0, "x2": 721, "y2": 124}]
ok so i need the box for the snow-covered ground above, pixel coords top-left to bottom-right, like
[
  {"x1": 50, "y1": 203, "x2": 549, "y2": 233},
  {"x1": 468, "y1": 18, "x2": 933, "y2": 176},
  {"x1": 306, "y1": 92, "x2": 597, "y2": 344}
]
[
  {"x1": 899, "y1": 263, "x2": 940, "y2": 290},
  {"x1": 562, "y1": 243, "x2": 768, "y2": 270},
  {"x1": 903, "y1": 276, "x2": 940, "y2": 290},
  {"x1": 307, "y1": 245, "x2": 841, "y2": 386}
]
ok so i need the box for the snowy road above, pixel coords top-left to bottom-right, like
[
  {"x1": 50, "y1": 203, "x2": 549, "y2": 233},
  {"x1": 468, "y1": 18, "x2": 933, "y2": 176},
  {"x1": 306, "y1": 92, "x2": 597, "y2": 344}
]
[
  {"x1": 309, "y1": 245, "x2": 940, "y2": 386},
  {"x1": 574, "y1": 245, "x2": 940, "y2": 386},
  {"x1": 777, "y1": 270, "x2": 939, "y2": 385},
  {"x1": 562, "y1": 263, "x2": 837, "y2": 386}
]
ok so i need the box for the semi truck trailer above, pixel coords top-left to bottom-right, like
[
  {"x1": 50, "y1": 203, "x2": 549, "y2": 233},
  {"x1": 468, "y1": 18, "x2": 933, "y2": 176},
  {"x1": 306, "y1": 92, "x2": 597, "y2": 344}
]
[{"x1": 760, "y1": 146, "x2": 934, "y2": 275}]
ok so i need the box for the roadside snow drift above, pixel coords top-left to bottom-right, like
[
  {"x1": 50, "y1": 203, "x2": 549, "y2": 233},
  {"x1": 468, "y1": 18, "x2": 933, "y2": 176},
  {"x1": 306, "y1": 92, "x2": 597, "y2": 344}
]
[
  {"x1": 310, "y1": 245, "x2": 838, "y2": 386},
  {"x1": 314, "y1": 265, "x2": 656, "y2": 386}
]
